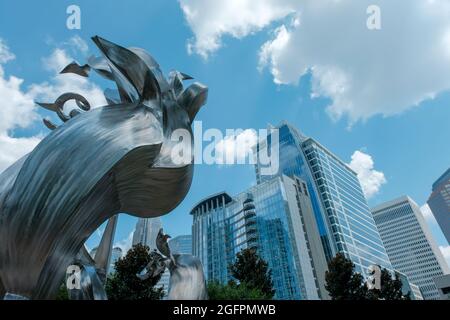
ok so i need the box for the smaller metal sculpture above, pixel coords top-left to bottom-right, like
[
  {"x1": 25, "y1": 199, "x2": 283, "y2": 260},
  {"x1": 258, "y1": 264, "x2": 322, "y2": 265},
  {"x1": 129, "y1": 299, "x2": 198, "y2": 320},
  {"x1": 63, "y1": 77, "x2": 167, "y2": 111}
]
[{"x1": 138, "y1": 229, "x2": 208, "y2": 300}]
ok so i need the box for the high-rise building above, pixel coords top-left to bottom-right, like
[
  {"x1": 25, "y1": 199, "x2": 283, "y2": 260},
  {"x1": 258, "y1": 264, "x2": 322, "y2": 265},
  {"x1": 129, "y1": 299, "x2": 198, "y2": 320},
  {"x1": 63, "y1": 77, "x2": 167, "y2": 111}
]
[
  {"x1": 433, "y1": 274, "x2": 450, "y2": 300},
  {"x1": 372, "y1": 196, "x2": 450, "y2": 300},
  {"x1": 191, "y1": 175, "x2": 329, "y2": 300},
  {"x1": 427, "y1": 168, "x2": 450, "y2": 244},
  {"x1": 109, "y1": 247, "x2": 123, "y2": 274},
  {"x1": 132, "y1": 217, "x2": 162, "y2": 250},
  {"x1": 255, "y1": 122, "x2": 392, "y2": 276},
  {"x1": 396, "y1": 271, "x2": 423, "y2": 300},
  {"x1": 169, "y1": 235, "x2": 192, "y2": 255}
]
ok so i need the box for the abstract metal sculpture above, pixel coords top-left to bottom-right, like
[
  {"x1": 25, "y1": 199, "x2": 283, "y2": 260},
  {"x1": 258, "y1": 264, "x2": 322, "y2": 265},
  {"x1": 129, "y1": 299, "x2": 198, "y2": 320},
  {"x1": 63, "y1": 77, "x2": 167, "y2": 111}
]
[
  {"x1": 66, "y1": 215, "x2": 118, "y2": 300},
  {"x1": 0, "y1": 36, "x2": 208, "y2": 299},
  {"x1": 138, "y1": 229, "x2": 208, "y2": 300}
]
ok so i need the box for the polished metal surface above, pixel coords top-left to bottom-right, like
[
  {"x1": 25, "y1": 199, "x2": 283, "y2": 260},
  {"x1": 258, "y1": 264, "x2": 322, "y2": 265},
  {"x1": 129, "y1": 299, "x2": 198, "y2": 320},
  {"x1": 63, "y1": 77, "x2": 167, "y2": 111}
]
[
  {"x1": 0, "y1": 36, "x2": 208, "y2": 299},
  {"x1": 156, "y1": 228, "x2": 172, "y2": 259},
  {"x1": 66, "y1": 216, "x2": 118, "y2": 300},
  {"x1": 139, "y1": 229, "x2": 208, "y2": 300},
  {"x1": 93, "y1": 215, "x2": 118, "y2": 282},
  {"x1": 67, "y1": 245, "x2": 108, "y2": 300}
]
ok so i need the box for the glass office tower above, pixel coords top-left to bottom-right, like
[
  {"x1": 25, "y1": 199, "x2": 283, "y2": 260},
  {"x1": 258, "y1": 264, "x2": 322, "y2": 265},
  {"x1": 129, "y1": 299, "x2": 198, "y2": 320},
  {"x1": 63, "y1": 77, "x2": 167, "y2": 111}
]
[
  {"x1": 191, "y1": 175, "x2": 329, "y2": 300},
  {"x1": 169, "y1": 235, "x2": 192, "y2": 255},
  {"x1": 427, "y1": 168, "x2": 450, "y2": 244},
  {"x1": 372, "y1": 196, "x2": 450, "y2": 300},
  {"x1": 255, "y1": 122, "x2": 392, "y2": 276}
]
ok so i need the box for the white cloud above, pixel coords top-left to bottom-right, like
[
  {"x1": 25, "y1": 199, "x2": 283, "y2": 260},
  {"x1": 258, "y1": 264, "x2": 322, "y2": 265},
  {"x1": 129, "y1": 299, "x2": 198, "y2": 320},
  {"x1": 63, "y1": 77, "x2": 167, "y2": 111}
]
[
  {"x1": 0, "y1": 37, "x2": 106, "y2": 174},
  {"x1": 215, "y1": 129, "x2": 257, "y2": 165},
  {"x1": 0, "y1": 39, "x2": 41, "y2": 173},
  {"x1": 348, "y1": 150, "x2": 386, "y2": 199},
  {"x1": 0, "y1": 39, "x2": 15, "y2": 63},
  {"x1": 29, "y1": 48, "x2": 106, "y2": 112},
  {"x1": 114, "y1": 231, "x2": 134, "y2": 255},
  {"x1": 67, "y1": 35, "x2": 89, "y2": 54},
  {"x1": 179, "y1": 0, "x2": 295, "y2": 59},
  {"x1": 440, "y1": 245, "x2": 450, "y2": 268},
  {"x1": 181, "y1": 0, "x2": 450, "y2": 124}
]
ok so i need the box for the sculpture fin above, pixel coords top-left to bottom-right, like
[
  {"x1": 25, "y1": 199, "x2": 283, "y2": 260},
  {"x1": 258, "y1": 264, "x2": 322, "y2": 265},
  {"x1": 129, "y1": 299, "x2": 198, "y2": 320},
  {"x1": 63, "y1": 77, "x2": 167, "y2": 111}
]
[
  {"x1": 36, "y1": 101, "x2": 58, "y2": 112},
  {"x1": 93, "y1": 215, "x2": 118, "y2": 282},
  {"x1": 87, "y1": 55, "x2": 114, "y2": 81},
  {"x1": 177, "y1": 83, "x2": 208, "y2": 122},
  {"x1": 91, "y1": 36, "x2": 161, "y2": 104},
  {"x1": 60, "y1": 62, "x2": 91, "y2": 77},
  {"x1": 43, "y1": 118, "x2": 57, "y2": 130}
]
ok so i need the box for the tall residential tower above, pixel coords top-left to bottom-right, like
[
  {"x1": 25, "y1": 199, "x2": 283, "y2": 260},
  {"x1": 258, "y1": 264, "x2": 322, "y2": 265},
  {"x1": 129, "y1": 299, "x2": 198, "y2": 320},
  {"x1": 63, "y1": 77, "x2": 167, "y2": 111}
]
[{"x1": 191, "y1": 175, "x2": 329, "y2": 300}]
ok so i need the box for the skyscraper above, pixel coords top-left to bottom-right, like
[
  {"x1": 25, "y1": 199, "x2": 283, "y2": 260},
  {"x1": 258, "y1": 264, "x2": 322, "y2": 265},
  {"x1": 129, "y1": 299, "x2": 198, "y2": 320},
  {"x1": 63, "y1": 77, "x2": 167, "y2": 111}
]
[
  {"x1": 255, "y1": 122, "x2": 392, "y2": 276},
  {"x1": 433, "y1": 274, "x2": 450, "y2": 300},
  {"x1": 191, "y1": 175, "x2": 329, "y2": 300},
  {"x1": 132, "y1": 217, "x2": 162, "y2": 250},
  {"x1": 109, "y1": 247, "x2": 123, "y2": 274},
  {"x1": 372, "y1": 196, "x2": 450, "y2": 300},
  {"x1": 427, "y1": 168, "x2": 450, "y2": 244}
]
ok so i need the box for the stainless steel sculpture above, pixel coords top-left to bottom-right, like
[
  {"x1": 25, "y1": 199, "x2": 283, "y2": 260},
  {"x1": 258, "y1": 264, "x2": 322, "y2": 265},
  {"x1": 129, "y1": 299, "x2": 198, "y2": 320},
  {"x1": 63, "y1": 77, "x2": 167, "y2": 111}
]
[
  {"x1": 0, "y1": 36, "x2": 208, "y2": 299},
  {"x1": 66, "y1": 215, "x2": 118, "y2": 300},
  {"x1": 138, "y1": 229, "x2": 208, "y2": 300}
]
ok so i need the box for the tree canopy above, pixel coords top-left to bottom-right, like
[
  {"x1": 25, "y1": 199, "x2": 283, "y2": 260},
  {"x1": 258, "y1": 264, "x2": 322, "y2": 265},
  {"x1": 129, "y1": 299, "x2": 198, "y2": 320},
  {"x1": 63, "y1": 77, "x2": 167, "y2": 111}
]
[
  {"x1": 105, "y1": 244, "x2": 164, "y2": 300},
  {"x1": 325, "y1": 253, "x2": 410, "y2": 300}
]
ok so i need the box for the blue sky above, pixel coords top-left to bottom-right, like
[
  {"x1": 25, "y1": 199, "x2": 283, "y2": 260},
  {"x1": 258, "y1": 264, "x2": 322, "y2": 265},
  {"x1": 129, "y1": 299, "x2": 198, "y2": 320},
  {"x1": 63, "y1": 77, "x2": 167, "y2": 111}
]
[{"x1": 0, "y1": 1, "x2": 448, "y2": 262}]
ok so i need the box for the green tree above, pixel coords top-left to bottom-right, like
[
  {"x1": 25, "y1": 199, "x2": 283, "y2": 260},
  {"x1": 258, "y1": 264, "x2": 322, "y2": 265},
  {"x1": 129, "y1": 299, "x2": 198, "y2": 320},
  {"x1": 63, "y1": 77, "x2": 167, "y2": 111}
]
[
  {"x1": 55, "y1": 283, "x2": 69, "y2": 300},
  {"x1": 325, "y1": 253, "x2": 368, "y2": 300},
  {"x1": 326, "y1": 254, "x2": 411, "y2": 300},
  {"x1": 207, "y1": 281, "x2": 269, "y2": 300},
  {"x1": 229, "y1": 248, "x2": 275, "y2": 298},
  {"x1": 105, "y1": 244, "x2": 164, "y2": 300}
]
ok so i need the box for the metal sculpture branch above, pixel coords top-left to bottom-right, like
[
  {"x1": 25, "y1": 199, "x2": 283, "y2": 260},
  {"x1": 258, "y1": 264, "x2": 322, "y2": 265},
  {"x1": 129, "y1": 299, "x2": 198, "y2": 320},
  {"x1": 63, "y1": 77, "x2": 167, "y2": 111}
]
[{"x1": 0, "y1": 36, "x2": 208, "y2": 299}]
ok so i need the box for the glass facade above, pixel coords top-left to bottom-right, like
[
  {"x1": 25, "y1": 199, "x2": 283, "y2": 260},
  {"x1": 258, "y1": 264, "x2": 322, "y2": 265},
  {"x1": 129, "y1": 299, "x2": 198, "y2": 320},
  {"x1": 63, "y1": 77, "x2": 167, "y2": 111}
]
[
  {"x1": 372, "y1": 196, "x2": 449, "y2": 300},
  {"x1": 256, "y1": 123, "x2": 335, "y2": 262},
  {"x1": 169, "y1": 235, "x2": 192, "y2": 255},
  {"x1": 427, "y1": 168, "x2": 450, "y2": 244},
  {"x1": 255, "y1": 122, "x2": 392, "y2": 276},
  {"x1": 191, "y1": 177, "x2": 324, "y2": 300}
]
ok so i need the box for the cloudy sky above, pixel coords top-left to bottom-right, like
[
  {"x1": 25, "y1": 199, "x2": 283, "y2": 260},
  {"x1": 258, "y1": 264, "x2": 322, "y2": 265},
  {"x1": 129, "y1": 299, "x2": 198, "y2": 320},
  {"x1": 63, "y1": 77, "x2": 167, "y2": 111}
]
[{"x1": 0, "y1": 0, "x2": 448, "y2": 264}]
